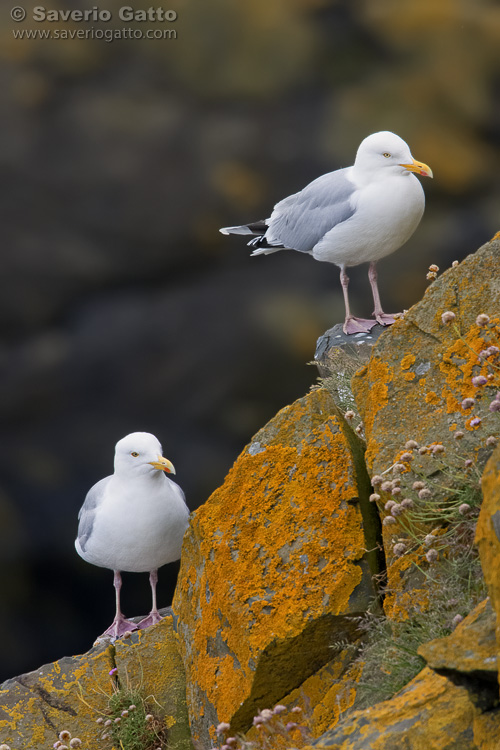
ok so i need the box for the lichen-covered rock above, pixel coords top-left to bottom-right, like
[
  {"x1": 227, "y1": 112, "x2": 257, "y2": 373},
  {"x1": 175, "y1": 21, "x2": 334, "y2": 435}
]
[
  {"x1": 277, "y1": 651, "x2": 363, "y2": 737},
  {"x1": 353, "y1": 238, "x2": 500, "y2": 474},
  {"x1": 352, "y1": 237, "x2": 500, "y2": 617},
  {"x1": 114, "y1": 615, "x2": 193, "y2": 750},
  {"x1": 418, "y1": 598, "x2": 497, "y2": 686},
  {"x1": 314, "y1": 323, "x2": 386, "y2": 416},
  {"x1": 312, "y1": 667, "x2": 499, "y2": 750},
  {"x1": 0, "y1": 642, "x2": 114, "y2": 748},
  {"x1": 476, "y1": 444, "x2": 500, "y2": 687},
  {"x1": 241, "y1": 654, "x2": 363, "y2": 749},
  {"x1": 313, "y1": 598, "x2": 500, "y2": 749},
  {"x1": 173, "y1": 388, "x2": 379, "y2": 746},
  {"x1": 0, "y1": 616, "x2": 192, "y2": 750}
]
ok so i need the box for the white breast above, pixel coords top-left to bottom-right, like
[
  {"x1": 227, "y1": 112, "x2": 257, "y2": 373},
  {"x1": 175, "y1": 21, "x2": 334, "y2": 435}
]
[
  {"x1": 312, "y1": 172, "x2": 425, "y2": 268},
  {"x1": 80, "y1": 475, "x2": 190, "y2": 572}
]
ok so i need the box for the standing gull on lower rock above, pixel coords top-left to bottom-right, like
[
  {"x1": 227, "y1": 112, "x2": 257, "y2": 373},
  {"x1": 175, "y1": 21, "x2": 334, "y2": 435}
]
[
  {"x1": 75, "y1": 432, "x2": 190, "y2": 640},
  {"x1": 220, "y1": 131, "x2": 433, "y2": 335}
]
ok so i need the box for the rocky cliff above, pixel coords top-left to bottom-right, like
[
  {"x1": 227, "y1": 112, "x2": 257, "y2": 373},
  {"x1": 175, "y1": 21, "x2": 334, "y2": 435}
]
[{"x1": 1, "y1": 235, "x2": 500, "y2": 749}]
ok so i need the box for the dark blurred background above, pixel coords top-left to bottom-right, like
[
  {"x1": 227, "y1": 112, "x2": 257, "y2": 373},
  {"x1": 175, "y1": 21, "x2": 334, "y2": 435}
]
[{"x1": 1, "y1": 0, "x2": 499, "y2": 681}]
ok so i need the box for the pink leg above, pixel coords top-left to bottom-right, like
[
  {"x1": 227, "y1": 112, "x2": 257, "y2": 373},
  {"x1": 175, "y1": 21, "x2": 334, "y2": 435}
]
[
  {"x1": 137, "y1": 569, "x2": 163, "y2": 629},
  {"x1": 101, "y1": 571, "x2": 139, "y2": 640},
  {"x1": 340, "y1": 266, "x2": 377, "y2": 334},
  {"x1": 368, "y1": 262, "x2": 398, "y2": 326}
]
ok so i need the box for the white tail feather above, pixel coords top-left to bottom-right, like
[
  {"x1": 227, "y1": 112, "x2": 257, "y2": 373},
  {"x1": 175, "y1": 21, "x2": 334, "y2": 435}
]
[
  {"x1": 250, "y1": 247, "x2": 283, "y2": 256},
  {"x1": 219, "y1": 225, "x2": 256, "y2": 236}
]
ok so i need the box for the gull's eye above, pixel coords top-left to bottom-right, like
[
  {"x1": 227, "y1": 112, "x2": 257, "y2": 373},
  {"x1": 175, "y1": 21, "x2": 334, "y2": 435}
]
[
  {"x1": 383, "y1": 152, "x2": 391, "y2": 158},
  {"x1": 131, "y1": 452, "x2": 139, "y2": 457}
]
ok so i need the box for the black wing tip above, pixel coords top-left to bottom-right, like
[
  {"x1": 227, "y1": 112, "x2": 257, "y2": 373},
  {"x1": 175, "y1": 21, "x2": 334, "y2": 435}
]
[
  {"x1": 219, "y1": 221, "x2": 268, "y2": 237},
  {"x1": 248, "y1": 236, "x2": 284, "y2": 249}
]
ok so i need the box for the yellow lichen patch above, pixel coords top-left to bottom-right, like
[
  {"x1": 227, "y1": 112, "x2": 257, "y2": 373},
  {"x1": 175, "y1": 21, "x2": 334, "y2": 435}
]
[
  {"x1": 382, "y1": 550, "x2": 430, "y2": 622},
  {"x1": 404, "y1": 372, "x2": 416, "y2": 381},
  {"x1": 241, "y1": 657, "x2": 365, "y2": 749},
  {"x1": 472, "y1": 709, "x2": 500, "y2": 748},
  {"x1": 354, "y1": 239, "x2": 500, "y2": 480},
  {"x1": 114, "y1": 617, "x2": 193, "y2": 750},
  {"x1": 418, "y1": 598, "x2": 497, "y2": 676},
  {"x1": 174, "y1": 389, "x2": 374, "y2": 745},
  {"x1": 352, "y1": 240, "x2": 500, "y2": 614},
  {"x1": 438, "y1": 324, "x2": 497, "y2": 410},
  {"x1": 352, "y1": 356, "x2": 393, "y2": 469},
  {"x1": 308, "y1": 660, "x2": 363, "y2": 736},
  {"x1": 400, "y1": 354, "x2": 416, "y2": 371},
  {"x1": 0, "y1": 621, "x2": 193, "y2": 750},
  {"x1": 276, "y1": 653, "x2": 363, "y2": 738},
  {"x1": 353, "y1": 352, "x2": 398, "y2": 439},
  {"x1": 0, "y1": 644, "x2": 114, "y2": 748},
  {"x1": 424, "y1": 391, "x2": 440, "y2": 405},
  {"x1": 313, "y1": 667, "x2": 479, "y2": 749}
]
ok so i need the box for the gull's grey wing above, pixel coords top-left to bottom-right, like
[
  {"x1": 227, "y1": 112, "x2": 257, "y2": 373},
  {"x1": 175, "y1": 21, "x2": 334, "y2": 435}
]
[
  {"x1": 265, "y1": 167, "x2": 356, "y2": 253},
  {"x1": 76, "y1": 476, "x2": 111, "y2": 552}
]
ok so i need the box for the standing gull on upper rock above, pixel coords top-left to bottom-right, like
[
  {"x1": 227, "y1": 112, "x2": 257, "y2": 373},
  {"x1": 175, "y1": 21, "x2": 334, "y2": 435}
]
[
  {"x1": 220, "y1": 131, "x2": 433, "y2": 335},
  {"x1": 75, "y1": 432, "x2": 190, "y2": 640}
]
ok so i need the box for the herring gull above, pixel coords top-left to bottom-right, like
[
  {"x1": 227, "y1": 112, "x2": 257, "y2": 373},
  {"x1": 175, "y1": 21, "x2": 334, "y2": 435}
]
[
  {"x1": 220, "y1": 131, "x2": 433, "y2": 335},
  {"x1": 75, "y1": 432, "x2": 189, "y2": 639}
]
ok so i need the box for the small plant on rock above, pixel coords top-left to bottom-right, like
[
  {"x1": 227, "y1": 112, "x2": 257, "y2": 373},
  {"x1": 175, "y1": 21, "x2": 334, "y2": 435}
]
[
  {"x1": 53, "y1": 730, "x2": 83, "y2": 749},
  {"x1": 371, "y1": 309, "x2": 499, "y2": 561},
  {"x1": 77, "y1": 667, "x2": 168, "y2": 750},
  {"x1": 353, "y1": 308, "x2": 498, "y2": 708},
  {"x1": 348, "y1": 535, "x2": 487, "y2": 709},
  {"x1": 213, "y1": 704, "x2": 312, "y2": 750},
  {"x1": 95, "y1": 686, "x2": 167, "y2": 750}
]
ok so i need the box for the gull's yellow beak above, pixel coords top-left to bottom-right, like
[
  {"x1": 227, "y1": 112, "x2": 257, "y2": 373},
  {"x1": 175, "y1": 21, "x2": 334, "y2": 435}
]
[
  {"x1": 149, "y1": 455, "x2": 176, "y2": 474},
  {"x1": 400, "y1": 158, "x2": 433, "y2": 178}
]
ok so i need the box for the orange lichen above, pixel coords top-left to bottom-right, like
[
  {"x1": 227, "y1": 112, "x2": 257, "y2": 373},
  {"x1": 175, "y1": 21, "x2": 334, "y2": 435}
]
[
  {"x1": 354, "y1": 250, "x2": 500, "y2": 485},
  {"x1": 353, "y1": 357, "x2": 393, "y2": 470},
  {"x1": 418, "y1": 599, "x2": 496, "y2": 675},
  {"x1": 312, "y1": 660, "x2": 363, "y2": 733},
  {"x1": 313, "y1": 667, "x2": 479, "y2": 749},
  {"x1": 174, "y1": 390, "x2": 371, "y2": 740},
  {"x1": 424, "y1": 391, "x2": 440, "y2": 405},
  {"x1": 400, "y1": 354, "x2": 416, "y2": 371},
  {"x1": 382, "y1": 550, "x2": 430, "y2": 622},
  {"x1": 0, "y1": 617, "x2": 192, "y2": 749},
  {"x1": 0, "y1": 644, "x2": 114, "y2": 747},
  {"x1": 438, "y1": 326, "x2": 495, "y2": 410},
  {"x1": 473, "y1": 710, "x2": 500, "y2": 747},
  {"x1": 278, "y1": 655, "x2": 364, "y2": 738},
  {"x1": 185, "y1": 438, "x2": 364, "y2": 717}
]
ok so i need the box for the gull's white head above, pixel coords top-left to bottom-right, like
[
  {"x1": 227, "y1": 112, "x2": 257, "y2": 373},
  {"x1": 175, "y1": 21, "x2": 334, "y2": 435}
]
[
  {"x1": 354, "y1": 131, "x2": 433, "y2": 179},
  {"x1": 113, "y1": 431, "x2": 176, "y2": 477}
]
